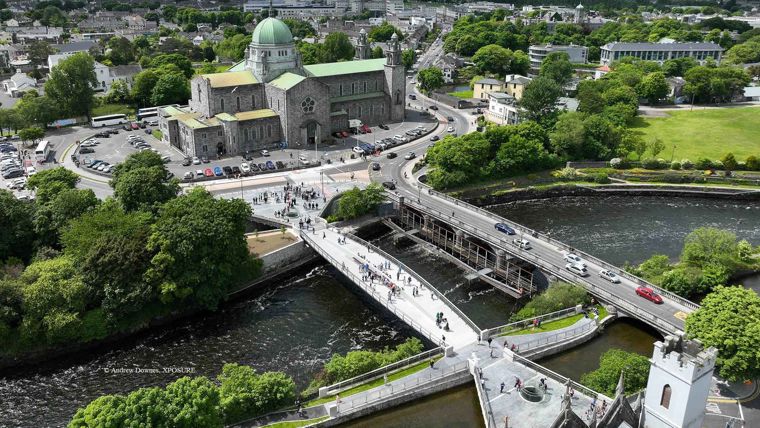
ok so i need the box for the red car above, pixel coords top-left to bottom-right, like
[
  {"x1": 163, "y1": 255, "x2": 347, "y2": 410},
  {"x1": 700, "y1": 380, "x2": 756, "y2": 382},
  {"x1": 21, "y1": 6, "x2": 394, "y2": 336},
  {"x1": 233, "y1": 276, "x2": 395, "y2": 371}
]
[
  {"x1": 203, "y1": 168, "x2": 214, "y2": 177},
  {"x1": 636, "y1": 286, "x2": 663, "y2": 304},
  {"x1": 340, "y1": 131, "x2": 349, "y2": 138},
  {"x1": 130, "y1": 122, "x2": 140, "y2": 130},
  {"x1": 361, "y1": 124, "x2": 372, "y2": 133}
]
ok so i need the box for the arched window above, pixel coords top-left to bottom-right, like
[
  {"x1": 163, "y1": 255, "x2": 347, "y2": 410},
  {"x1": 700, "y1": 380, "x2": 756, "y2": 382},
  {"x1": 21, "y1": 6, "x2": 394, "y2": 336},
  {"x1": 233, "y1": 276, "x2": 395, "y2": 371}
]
[
  {"x1": 236, "y1": 96, "x2": 240, "y2": 111},
  {"x1": 660, "y1": 385, "x2": 672, "y2": 409},
  {"x1": 220, "y1": 98, "x2": 225, "y2": 111},
  {"x1": 251, "y1": 94, "x2": 255, "y2": 108}
]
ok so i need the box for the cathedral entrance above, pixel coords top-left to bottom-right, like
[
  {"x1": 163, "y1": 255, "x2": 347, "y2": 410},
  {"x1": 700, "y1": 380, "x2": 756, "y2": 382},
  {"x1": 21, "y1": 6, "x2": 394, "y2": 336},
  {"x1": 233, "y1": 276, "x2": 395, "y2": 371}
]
[
  {"x1": 216, "y1": 142, "x2": 225, "y2": 156},
  {"x1": 300, "y1": 120, "x2": 321, "y2": 146}
]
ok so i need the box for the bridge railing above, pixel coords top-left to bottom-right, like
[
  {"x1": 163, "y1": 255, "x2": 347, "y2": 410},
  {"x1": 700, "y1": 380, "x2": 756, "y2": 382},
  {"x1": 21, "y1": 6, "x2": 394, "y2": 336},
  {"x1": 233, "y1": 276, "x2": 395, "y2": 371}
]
[
  {"x1": 516, "y1": 320, "x2": 595, "y2": 353},
  {"x1": 301, "y1": 232, "x2": 442, "y2": 347},
  {"x1": 348, "y1": 233, "x2": 483, "y2": 336},
  {"x1": 388, "y1": 194, "x2": 686, "y2": 334},
  {"x1": 421, "y1": 188, "x2": 700, "y2": 311},
  {"x1": 480, "y1": 307, "x2": 578, "y2": 340},
  {"x1": 321, "y1": 347, "x2": 444, "y2": 396},
  {"x1": 336, "y1": 360, "x2": 470, "y2": 415},
  {"x1": 472, "y1": 367, "x2": 497, "y2": 428},
  {"x1": 511, "y1": 352, "x2": 611, "y2": 402}
]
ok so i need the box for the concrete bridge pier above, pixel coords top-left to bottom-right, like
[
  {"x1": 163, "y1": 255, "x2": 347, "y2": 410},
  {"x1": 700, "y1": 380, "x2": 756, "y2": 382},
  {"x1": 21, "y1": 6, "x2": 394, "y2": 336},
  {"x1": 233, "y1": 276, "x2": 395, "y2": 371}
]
[
  {"x1": 495, "y1": 249, "x2": 507, "y2": 271},
  {"x1": 455, "y1": 230, "x2": 464, "y2": 248}
]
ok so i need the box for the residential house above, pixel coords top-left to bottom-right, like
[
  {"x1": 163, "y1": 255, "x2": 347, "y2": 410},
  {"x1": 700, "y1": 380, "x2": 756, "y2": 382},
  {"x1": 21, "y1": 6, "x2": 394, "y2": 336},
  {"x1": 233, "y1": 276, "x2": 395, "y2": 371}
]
[
  {"x1": 743, "y1": 86, "x2": 760, "y2": 101},
  {"x1": 503, "y1": 74, "x2": 532, "y2": 101},
  {"x1": 2, "y1": 71, "x2": 37, "y2": 97},
  {"x1": 473, "y1": 78, "x2": 504, "y2": 100},
  {"x1": 485, "y1": 92, "x2": 519, "y2": 125}
]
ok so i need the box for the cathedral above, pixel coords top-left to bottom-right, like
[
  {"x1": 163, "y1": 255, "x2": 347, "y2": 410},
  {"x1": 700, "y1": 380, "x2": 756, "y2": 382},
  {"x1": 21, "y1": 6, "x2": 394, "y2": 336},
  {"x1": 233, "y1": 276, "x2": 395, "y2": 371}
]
[{"x1": 158, "y1": 18, "x2": 406, "y2": 157}]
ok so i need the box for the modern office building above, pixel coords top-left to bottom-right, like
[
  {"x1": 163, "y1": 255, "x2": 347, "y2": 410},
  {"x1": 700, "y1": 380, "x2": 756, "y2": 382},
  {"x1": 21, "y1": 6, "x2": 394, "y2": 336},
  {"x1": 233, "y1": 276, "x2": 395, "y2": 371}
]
[
  {"x1": 599, "y1": 41, "x2": 723, "y2": 65},
  {"x1": 528, "y1": 44, "x2": 588, "y2": 75}
]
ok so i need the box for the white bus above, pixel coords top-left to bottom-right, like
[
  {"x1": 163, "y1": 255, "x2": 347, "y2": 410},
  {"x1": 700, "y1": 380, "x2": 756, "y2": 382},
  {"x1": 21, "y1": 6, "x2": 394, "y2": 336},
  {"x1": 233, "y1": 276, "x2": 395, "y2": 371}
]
[
  {"x1": 35, "y1": 140, "x2": 50, "y2": 163},
  {"x1": 91, "y1": 114, "x2": 128, "y2": 128},
  {"x1": 137, "y1": 107, "x2": 159, "y2": 122}
]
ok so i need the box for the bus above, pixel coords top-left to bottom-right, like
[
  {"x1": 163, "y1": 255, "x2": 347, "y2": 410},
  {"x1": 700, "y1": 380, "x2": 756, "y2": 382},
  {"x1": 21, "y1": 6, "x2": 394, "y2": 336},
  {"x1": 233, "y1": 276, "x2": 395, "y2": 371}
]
[
  {"x1": 137, "y1": 107, "x2": 159, "y2": 122},
  {"x1": 91, "y1": 114, "x2": 128, "y2": 128},
  {"x1": 34, "y1": 140, "x2": 50, "y2": 163}
]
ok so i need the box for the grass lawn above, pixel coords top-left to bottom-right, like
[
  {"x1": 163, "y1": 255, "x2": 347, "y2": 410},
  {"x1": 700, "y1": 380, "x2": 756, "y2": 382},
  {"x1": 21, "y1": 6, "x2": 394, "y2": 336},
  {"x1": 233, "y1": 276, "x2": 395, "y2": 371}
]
[
  {"x1": 305, "y1": 358, "x2": 439, "y2": 407},
  {"x1": 246, "y1": 231, "x2": 298, "y2": 256},
  {"x1": 630, "y1": 107, "x2": 760, "y2": 161},
  {"x1": 93, "y1": 103, "x2": 135, "y2": 118},
  {"x1": 448, "y1": 89, "x2": 473, "y2": 99},
  {"x1": 502, "y1": 305, "x2": 608, "y2": 337},
  {"x1": 152, "y1": 129, "x2": 163, "y2": 140},
  {"x1": 194, "y1": 64, "x2": 232, "y2": 75},
  {"x1": 263, "y1": 416, "x2": 329, "y2": 428}
]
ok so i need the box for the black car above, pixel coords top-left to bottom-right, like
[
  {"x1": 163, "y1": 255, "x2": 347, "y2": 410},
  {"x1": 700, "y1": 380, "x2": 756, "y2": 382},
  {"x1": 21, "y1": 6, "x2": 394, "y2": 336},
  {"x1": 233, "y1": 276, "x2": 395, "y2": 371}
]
[
  {"x1": 387, "y1": 152, "x2": 397, "y2": 159},
  {"x1": 447, "y1": 116, "x2": 454, "y2": 122},
  {"x1": 275, "y1": 161, "x2": 285, "y2": 169},
  {"x1": 182, "y1": 158, "x2": 192, "y2": 166},
  {"x1": 371, "y1": 162, "x2": 381, "y2": 171},
  {"x1": 2, "y1": 168, "x2": 23, "y2": 179},
  {"x1": 231, "y1": 166, "x2": 241, "y2": 175},
  {"x1": 123, "y1": 124, "x2": 131, "y2": 131},
  {"x1": 144, "y1": 128, "x2": 152, "y2": 135},
  {"x1": 223, "y1": 166, "x2": 233, "y2": 175},
  {"x1": 408, "y1": 94, "x2": 416, "y2": 100},
  {"x1": 95, "y1": 132, "x2": 110, "y2": 138},
  {"x1": 243, "y1": 153, "x2": 254, "y2": 161},
  {"x1": 79, "y1": 147, "x2": 95, "y2": 154},
  {"x1": 379, "y1": 123, "x2": 390, "y2": 130},
  {"x1": 430, "y1": 135, "x2": 440, "y2": 142},
  {"x1": 250, "y1": 163, "x2": 260, "y2": 172},
  {"x1": 382, "y1": 181, "x2": 396, "y2": 190},
  {"x1": 258, "y1": 163, "x2": 266, "y2": 171},
  {"x1": 429, "y1": 105, "x2": 439, "y2": 110},
  {"x1": 108, "y1": 128, "x2": 119, "y2": 134}
]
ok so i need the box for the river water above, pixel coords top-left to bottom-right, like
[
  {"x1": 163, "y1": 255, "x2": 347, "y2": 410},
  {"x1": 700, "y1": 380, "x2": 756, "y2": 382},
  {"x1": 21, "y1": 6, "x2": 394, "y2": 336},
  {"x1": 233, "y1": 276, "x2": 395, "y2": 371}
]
[{"x1": 1, "y1": 195, "x2": 759, "y2": 426}]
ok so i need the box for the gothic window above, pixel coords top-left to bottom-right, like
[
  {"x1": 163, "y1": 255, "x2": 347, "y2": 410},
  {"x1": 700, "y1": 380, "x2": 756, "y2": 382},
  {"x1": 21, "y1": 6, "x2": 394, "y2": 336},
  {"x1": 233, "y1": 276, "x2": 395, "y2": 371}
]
[
  {"x1": 339, "y1": 84, "x2": 343, "y2": 96},
  {"x1": 236, "y1": 96, "x2": 240, "y2": 111},
  {"x1": 252, "y1": 94, "x2": 256, "y2": 108},
  {"x1": 358, "y1": 105, "x2": 362, "y2": 117},
  {"x1": 301, "y1": 96, "x2": 315, "y2": 113},
  {"x1": 220, "y1": 98, "x2": 225, "y2": 111},
  {"x1": 660, "y1": 385, "x2": 672, "y2": 409},
  {"x1": 197, "y1": 83, "x2": 201, "y2": 94},
  {"x1": 395, "y1": 89, "x2": 401, "y2": 105},
  {"x1": 218, "y1": 130, "x2": 222, "y2": 136},
  {"x1": 202, "y1": 145, "x2": 208, "y2": 153},
  {"x1": 375, "y1": 80, "x2": 378, "y2": 91},
  {"x1": 201, "y1": 133, "x2": 207, "y2": 139},
  {"x1": 259, "y1": 126, "x2": 264, "y2": 139},
  {"x1": 363, "y1": 81, "x2": 367, "y2": 93},
  {"x1": 351, "y1": 82, "x2": 355, "y2": 94},
  {"x1": 267, "y1": 124, "x2": 272, "y2": 137},
  {"x1": 277, "y1": 99, "x2": 280, "y2": 110}
]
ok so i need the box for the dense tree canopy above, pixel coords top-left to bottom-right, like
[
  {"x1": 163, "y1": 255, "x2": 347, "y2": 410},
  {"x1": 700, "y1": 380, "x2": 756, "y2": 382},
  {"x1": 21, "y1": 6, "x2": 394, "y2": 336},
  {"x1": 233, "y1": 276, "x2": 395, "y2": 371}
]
[
  {"x1": 334, "y1": 183, "x2": 385, "y2": 220},
  {"x1": 0, "y1": 191, "x2": 36, "y2": 263},
  {"x1": 518, "y1": 76, "x2": 563, "y2": 124},
  {"x1": 472, "y1": 44, "x2": 529, "y2": 76},
  {"x1": 539, "y1": 51, "x2": 574, "y2": 86},
  {"x1": 416, "y1": 67, "x2": 444, "y2": 94},
  {"x1": 44, "y1": 53, "x2": 97, "y2": 119},
  {"x1": 368, "y1": 22, "x2": 404, "y2": 42},
  {"x1": 581, "y1": 349, "x2": 651, "y2": 397}
]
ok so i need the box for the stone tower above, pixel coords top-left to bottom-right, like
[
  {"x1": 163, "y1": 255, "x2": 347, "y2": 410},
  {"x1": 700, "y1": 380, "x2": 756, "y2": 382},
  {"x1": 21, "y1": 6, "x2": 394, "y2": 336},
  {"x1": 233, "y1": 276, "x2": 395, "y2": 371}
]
[
  {"x1": 384, "y1": 32, "x2": 405, "y2": 122},
  {"x1": 246, "y1": 17, "x2": 299, "y2": 82},
  {"x1": 355, "y1": 28, "x2": 371, "y2": 60},
  {"x1": 574, "y1": 3, "x2": 585, "y2": 24},
  {"x1": 643, "y1": 334, "x2": 717, "y2": 428}
]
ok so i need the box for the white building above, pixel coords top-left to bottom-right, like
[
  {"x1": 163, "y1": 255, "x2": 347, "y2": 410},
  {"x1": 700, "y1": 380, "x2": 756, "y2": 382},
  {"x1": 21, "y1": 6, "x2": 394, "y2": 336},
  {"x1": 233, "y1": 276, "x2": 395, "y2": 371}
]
[
  {"x1": 1, "y1": 71, "x2": 36, "y2": 97},
  {"x1": 49, "y1": 54, "x2": 141, "y2": 92},
  {"x1": 643, "y1": 334, "x2": 717, "y2": 428},
  {"x1": 485, "y1": 92, "x2": 519, "y2": 125},
  {"x1": 528, "y1": 44, "x2": 588, "y2": 75},
  {"x1": 599, "y1": 41, "x2": 723, "y2": 66}
]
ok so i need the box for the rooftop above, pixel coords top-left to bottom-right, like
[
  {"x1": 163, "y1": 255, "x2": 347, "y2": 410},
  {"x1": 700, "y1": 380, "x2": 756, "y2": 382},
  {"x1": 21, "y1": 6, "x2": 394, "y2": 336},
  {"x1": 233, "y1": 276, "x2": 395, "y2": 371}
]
[
  {"x1": 235, "y1": 109, "x2": 279, "y2": 121},
  {"x1": 202, "y1": 70, "x2": 258, "y2": 88},
  {"x1": 476, "y1": 78, "x2": 503, "y2": 85},
  {"x1": 269, "y1": 72, "x2": 306, "y2": 90},
  {"x1": 251, "y1": 17, "x2": 293, "y2": 45},
  {"x1": 330, "y1": 91, "x2": 385, "y2": 103},
  {"x1": 601, "y1": 41, "x2": 724, "y2": 51},
  {"x1": 304, "y1": 58, "x2": 386, "y2": 78}
]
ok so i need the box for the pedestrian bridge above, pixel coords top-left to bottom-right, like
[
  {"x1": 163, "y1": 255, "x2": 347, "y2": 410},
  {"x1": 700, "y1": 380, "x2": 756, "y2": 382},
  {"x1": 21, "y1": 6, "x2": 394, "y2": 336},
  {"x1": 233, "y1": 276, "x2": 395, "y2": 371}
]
[{"x1": 385, "y1": 188, "x2": 698, "y2": 336}]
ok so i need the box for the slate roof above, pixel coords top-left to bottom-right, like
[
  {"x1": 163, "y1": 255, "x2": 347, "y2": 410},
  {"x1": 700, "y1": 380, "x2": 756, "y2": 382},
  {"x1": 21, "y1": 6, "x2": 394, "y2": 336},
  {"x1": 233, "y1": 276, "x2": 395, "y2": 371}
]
[
  {"x1": 304, "y1": 58, "x2": 386, "y2": 77},
  {"x1": 269, "y1": 72, "x2": 306, "y2": 90},
  {"x1": 203, "y1": 70, "x2": 258, "y2": 88}
]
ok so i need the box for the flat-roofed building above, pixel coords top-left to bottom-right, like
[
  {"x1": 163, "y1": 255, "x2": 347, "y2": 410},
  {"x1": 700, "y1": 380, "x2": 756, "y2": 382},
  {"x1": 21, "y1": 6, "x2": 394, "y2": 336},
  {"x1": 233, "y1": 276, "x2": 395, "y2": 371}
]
[
  {"x1": 528, "y1": 44, "x2": 588, "y2": 75},
  {"x1": 599, "y1": 41, "x2": 723, "y2": 66}
]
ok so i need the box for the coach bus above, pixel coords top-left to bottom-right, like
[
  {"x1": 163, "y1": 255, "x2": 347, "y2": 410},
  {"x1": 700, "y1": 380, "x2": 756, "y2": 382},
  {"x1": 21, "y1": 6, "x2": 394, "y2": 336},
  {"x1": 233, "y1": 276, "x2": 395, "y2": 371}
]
[
  {"x1": 34, "y1": 140, "x2": 50, "y2": 162},
  {"x1": 91, "y1": 114, "x2": 129, "y2": 128}
]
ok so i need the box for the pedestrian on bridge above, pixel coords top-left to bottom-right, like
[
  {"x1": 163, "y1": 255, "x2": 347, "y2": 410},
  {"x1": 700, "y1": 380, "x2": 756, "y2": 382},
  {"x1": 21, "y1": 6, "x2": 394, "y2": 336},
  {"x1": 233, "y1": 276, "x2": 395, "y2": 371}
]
[
  {"x1": 487, "y1": 337, "x2": 493, "y2": 348},
  {"x1": 500, "y1": 382, "x2": 505, "y2": 393}
]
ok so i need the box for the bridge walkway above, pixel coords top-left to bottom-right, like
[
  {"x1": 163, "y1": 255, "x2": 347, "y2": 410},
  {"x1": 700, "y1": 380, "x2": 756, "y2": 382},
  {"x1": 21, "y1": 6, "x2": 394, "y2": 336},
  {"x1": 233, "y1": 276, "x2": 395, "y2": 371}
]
[{"x1": 302, "y1": 228, "x2": 479, "y2": 349}]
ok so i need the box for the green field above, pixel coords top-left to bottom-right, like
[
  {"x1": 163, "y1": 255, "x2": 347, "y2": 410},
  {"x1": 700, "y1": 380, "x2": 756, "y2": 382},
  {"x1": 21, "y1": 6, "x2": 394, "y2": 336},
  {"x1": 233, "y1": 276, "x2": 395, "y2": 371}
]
[
  {"x1": 93, "y1": 103, "x2": 135, "y2": 118},
  {"x1": 630, "y1": 107, "x2": 760, "y2": 161},
  {"x1": 448, "y1": 89, "x2": 473, "y2": 99}
]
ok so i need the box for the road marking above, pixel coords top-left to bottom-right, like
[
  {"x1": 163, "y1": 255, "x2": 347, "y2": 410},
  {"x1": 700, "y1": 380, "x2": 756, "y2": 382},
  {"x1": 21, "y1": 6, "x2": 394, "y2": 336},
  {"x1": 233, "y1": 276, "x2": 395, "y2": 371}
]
[{"x1": 674, "y1": 311, "x2": 688, "y2": 321}]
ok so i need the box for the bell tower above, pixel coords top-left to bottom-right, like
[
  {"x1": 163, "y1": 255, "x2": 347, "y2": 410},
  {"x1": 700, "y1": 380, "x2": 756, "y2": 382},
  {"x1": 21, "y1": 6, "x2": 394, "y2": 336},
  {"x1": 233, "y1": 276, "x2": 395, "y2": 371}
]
[
  {"x1": 355, "y1": 28, "x2": 370, "y2": 60},
  {"x1": 384, "y1": 32, "x2": 404, "y2": 122}
]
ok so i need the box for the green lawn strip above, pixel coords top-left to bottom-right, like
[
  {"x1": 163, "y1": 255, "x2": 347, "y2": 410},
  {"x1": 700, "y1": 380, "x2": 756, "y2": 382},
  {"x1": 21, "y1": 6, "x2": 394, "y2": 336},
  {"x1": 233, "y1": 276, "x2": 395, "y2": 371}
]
[
  {"x1": 305, "y1": 358, "x2": 440, "y2": 407},
  {"x1": 501, "y1": 305, "x2": 607, "y2": 337},
  {"x1": 152, "y1": 130, "x2": 163, "y2": 140},
  {"x1": 448, "y1": 90, "x2": 473, "y2": 99},
  {"x1": 629, "y1": 107, "x2": 760, "y2": 160},
  {"x1": 93, "y1": 103, "x2": 135, "y2": 118},
  {"x1": 262, "y1": 416, "x2": 329, "y2": 428}
]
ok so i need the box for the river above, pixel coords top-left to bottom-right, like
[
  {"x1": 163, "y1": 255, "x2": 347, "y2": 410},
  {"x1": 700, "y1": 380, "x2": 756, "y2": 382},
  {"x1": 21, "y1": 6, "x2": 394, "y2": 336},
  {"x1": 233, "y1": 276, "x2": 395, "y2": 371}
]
[{"x1": 1, "y1": 195, "x2": 759, "y2": 426}]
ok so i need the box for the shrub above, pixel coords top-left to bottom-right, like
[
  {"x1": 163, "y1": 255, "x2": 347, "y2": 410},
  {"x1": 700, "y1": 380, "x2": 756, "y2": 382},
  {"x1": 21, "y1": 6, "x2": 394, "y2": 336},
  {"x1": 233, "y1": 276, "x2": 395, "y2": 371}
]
[
  {"x1": 670, "y1": 161, "x2": 681, "y2": 170},
  {"x1": 552, "y1": 167, "x2": 579, "y2": 181},
  {"x1": 695, "y1": 157, "x2": 714, "y2": 170},
  {"x1": 594, "y1": 173, "x2": 610, "y2": 184},
  {"x1": 580, "y1": 349, "x2": 650, "y2": 397},
  {"x1": 681, "y1": 159, "x2": 693, "y2": 169},
  {"x1": 713, "y1": 160, "x2": 724, "y2": 170},
  {"x1": 662, "y1": 173, "x2": 687, "y2": 183},
  {"x1": 511, "y1": 282, "x2": 590, "y2": 321},
  {"x1": 721, "y1": 153, "x2": 738, "y2": 171},
  {"x1": 322, "y1": 338, "x2": 424, "y2": 384},
  {"x1": 641, "y1": 158, "x2": 664, "y2": 170},
  {"x1": 609, "y1": 158, "x2": 626, "y2": 169},
  {"x1": 746, "y1": 155, "x2": 760, "y2": 171}
]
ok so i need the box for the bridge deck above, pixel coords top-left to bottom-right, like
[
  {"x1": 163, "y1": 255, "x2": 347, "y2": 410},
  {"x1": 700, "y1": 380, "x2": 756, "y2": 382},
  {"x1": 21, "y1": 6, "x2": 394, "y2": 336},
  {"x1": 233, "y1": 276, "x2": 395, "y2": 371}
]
[{"x1": 303, "y1": 228, "x2": 479, "y2": 349}]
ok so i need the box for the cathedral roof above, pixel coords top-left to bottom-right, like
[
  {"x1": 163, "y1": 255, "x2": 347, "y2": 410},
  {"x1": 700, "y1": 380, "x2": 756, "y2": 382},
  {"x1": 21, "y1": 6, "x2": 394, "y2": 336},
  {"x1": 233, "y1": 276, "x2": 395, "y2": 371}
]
[
  {"x1": 203, "y1": 70, "x2": 258, "y2": 88},
  {"x1": 251, "y1": 17, "x2": 293, "y2": 45},
  {"x1": 304, "y1": 58, "x2": 385, "y2": 77},
  {"x1": 269, "y1": 72, "x2": 306, "y2": 90}
]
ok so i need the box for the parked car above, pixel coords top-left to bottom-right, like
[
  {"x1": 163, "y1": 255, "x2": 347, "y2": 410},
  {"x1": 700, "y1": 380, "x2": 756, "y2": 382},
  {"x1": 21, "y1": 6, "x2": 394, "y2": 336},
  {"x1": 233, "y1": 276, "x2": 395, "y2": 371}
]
[
  {"x1": 201, "y1": 156, "x2": 210, "y2": 164},
  {"x1": 183, "y1": 171, "x2": 194, "y2": 180},
  {"x1": 108, "y1": 128, "x2": 119, "y2": 134},
  {"x1": 213, "y1": 166, "x2": 223, "y2": 176},
  {"x1": 196, "y1": 169, "x2": 205, "y2": 177},
  {"x1": 204, "y1": 168, "x2": 214, "y2": 177},
  {"x1": 2, "y1": 168, "x2": 23, "y2": 179},
  {"x1": 250, "y1": 163, "x2": 261, "y2": 172},
  {"x1": 130, "y1": 122, "x2": 140, "y2": 130},
  {"x1": 182, "y1": 158, "x2": 192, "y2": 166},
  {"x1": 192, "y1": 157, "x2": 201, "y2": 165},
  {"x1": 261, "y1": 149, "x2": 270, "y2": 157},
  {"x1": 447, "y1": 126, "x2": 455, "y2": 132},
  {"x1": 429, "y1": 105, "x2": 438, "y2": 110},
  {"x1": 512, "y1": 239, "x2": 531, "y2": 250},
  {"x1": 563, "y1": 253, "x2": 586, "y2": 267},
  {"x1": 265, "y1": 160, "x2": 275, "y2": 170},
  {"x1": 636, "y1": 286, "x2": 663, "y2": 304},
  {"x1": 379, "y1": 123, "x2": 390, "y2": 130},
  {"x1": 161, "y1": 155, "x2": 171, "y2": 163},
  {"x1": 599, "y1": 269, "x2": 620, "y2": 283},
  {"x1": 275, "y1": 161, "x2": 285, "y2": 169},
  {"x1": 258, "y1": 163, "x2": 266, "y2": 171},
  {"x1": 408, "y1": 94, "x2": 416, "y2": 100},
  {"x1": 122, "y1": 124, "x2": 131, "y2": 131},
  {"x1": 241, "y1": 162, "x2": 251, "y2": 174},
  {"x1": 222, "y1": 166, "x2": 233, "y2": 175},
  {"x1": 371, "y1": 162, "x2": 381, "y2": 171},
  {"x1": 447, "y1": 116, "x2": 455, "y2": 122},
  {"x1": 231, "y1": 166, "x2": 241, "y2": 175},
  {"x1": 494, "y1": 223, "x2": 515, "y2": 235},
  {"x1": 243, "y1": 152, "x2": 254, "y2": 161},
  {"x1": 79, "y1": 147, "x2": 95, "y2": 154},
  {"x1": 352, "y1": 146, "x2": 365, "y2": 154},
  {"x1": 144, "y1": 128, "x2": 152, "y2": 135},
  {"x1": 382, "y1": 181, "x2": 396, "y2": 190},
  {"x1": 565, "y1": 263, "x2": 589, "y2": 277},
  {"x1": 404, "y1": 152, "x2": 416, "y2": 160}
]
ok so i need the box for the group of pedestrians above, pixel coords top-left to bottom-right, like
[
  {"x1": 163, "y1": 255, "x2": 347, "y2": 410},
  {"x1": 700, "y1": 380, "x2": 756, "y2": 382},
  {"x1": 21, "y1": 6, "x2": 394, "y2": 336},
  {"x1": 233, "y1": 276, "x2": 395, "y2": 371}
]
[{"x1": 435, "y1": 312, "x2": 449, "y2": 331}]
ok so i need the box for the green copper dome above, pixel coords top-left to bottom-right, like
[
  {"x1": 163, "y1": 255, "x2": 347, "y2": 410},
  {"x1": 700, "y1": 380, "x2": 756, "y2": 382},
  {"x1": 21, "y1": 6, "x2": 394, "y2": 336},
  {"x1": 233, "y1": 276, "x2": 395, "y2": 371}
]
[{"x1": 251, "y1": 17, "x2": 294, "y2": 45}]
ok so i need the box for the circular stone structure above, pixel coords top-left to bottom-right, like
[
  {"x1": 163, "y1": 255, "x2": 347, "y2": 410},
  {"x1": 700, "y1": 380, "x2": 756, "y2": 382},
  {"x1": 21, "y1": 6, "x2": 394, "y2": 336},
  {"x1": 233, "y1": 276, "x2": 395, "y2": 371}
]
[{"x1": 520, "y1": 386, "x2": 544, "y2": 403}]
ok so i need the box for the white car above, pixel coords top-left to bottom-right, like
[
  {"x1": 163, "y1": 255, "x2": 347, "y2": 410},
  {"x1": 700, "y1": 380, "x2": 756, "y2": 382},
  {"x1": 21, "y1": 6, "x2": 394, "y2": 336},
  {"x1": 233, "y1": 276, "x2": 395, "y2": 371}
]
[
  {"x1": 352, "y1": 146, "x2": 365, "y2": 154},
  {"x1": 512, "y1": 239, "x2": 532, "y2": 250},
  {"x1": 447, "y1": 126, "x2": 454, "y2": 132},
  {"x1": 192, "y1": 156, "x2": 201, "y2": 165},
  {"x1": 563, "y1": 253, "x2": 586, "y2": 267},
  {"x1": 241, "y1": 162, "x2": 251, "y2": 173},
  {"x1": 566, "y1": 263, "x2": 589, "y2": 277},
  {"x1": 25, "y1": 166, "x2": 36, "y2": 176},
  {"x1": 599, "y1": 269, "x2": 620, "y2": 283},
  {"x1": 393, "y1": 135, "x2": 408, "y2": 143},
  {"x1": 260, "y1": 149, "x2": 270, "y2": 157}
]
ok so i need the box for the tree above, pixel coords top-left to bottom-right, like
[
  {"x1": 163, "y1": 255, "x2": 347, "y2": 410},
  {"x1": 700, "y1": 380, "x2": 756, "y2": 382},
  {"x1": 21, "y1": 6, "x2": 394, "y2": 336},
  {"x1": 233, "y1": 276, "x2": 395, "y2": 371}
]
[
  {"x1": 472, "y1": 44, "x2": 515, "y2": 76},
  {"x1": 518, "y1": 76, "x2": 563, "y2": 124},
  {"x1": 282, "y1": 18, "x2": 316, "y2": 39},
  {"x1": 44, "y1": 53, "x2": 97, "y2": 119},
  {"x1": 18, "y1": 127, "x2": 45, "y2": 147},
  {"x1": 686, "y1": 286, "x2": 760, "y2": 381},
  {"x1": 150, "y1": 73, "x2": 191, "y2": 106},
  {"x1": 335, "y1": 183, "x2": 385, "y2": 220},
  {"x1": 15, "y1": 93, "x2": 59, "y2": 128},
  {"x1": 322, "y1": 32, "x2": 354, "y2": 63},
  {"x1": 426, "y1": 132, "x2": 490, "y2": 189},
  {"x1": 401, "y1": 49, "x2": 415, "y2": 69},
  {"x1": 721, "y1": 152, "x2": 738, "y2": 171},
  {"x1": 197, "y1": 61, "x2": 220, "y2": 75},
  {"x1": 0, "y1": 190, "x2": 36, "y2": 262},
  {"x1": 106, "y1": 36, "x2": 135, "y2": 65},
  {"x1": 680, "y1": 227, "x2": 738, "y2": 269},
  {"x1": 26, "y1": 167, "x2": 79, "y2": 204},
  {"x1": 104, "y1": 79, "x2": 132, "y2": 104},
  {"x1": 637, "y1": 71, "x2": 669, "y2": 104},
  {"x1": 539, "y1": 51, "x2": 574, "y2": 86},
  {"x1": 145, "y1": 188, "x2": 259, "y2": 309},
  {"x1": 131, "y1": 69, "x2": 160, "y2": 107},
  {"x1": 150, "y1": 53, "x2": 194, "y2": 79},
  {"x1": 371, "y1": 46, "x2": 384, "y2": 59},
  {"x1": 368, "y1": 22, "x2": 403, "y2": 42},
  {"x1": 27, "y1": 40, "x2": 54, "y2": 70},
  {"x1": 580, "y1": 349, "x2": 650, "y2": 397},
  {"x1": 34, "y1": 188, "x2": 99, "y2": 248},
  {"x1": 214, "y1": 34, "x2": 251, "y2": 61},
  {"x1": 416, "y1": 67, "x2": 444, "y2": 94},
  {"x1": 111, "y1": 151, "x2": 180, "y2": 211},
  {"x1": 647, "y1": 137, "x2": 665, "y2": 158},
  {"x1": 218, "y1": 364, "x2": 295, "y2": 424},
  {"x1": 632, "y1": 137, "x2": 647, "y2": 160}
]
